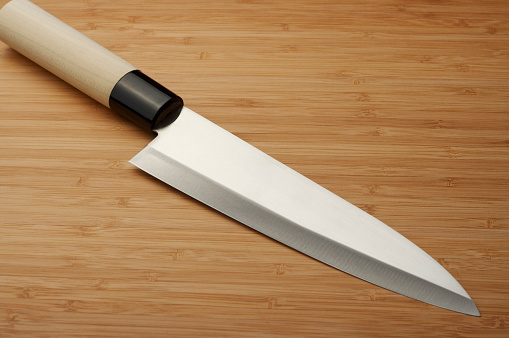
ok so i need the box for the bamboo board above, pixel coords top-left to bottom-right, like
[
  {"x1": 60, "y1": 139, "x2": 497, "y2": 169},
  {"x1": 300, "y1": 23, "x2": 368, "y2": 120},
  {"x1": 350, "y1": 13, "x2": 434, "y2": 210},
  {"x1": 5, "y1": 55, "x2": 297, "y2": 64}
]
[{"x1": 0, "y1": 0, "x2": 508, "y2": 336}]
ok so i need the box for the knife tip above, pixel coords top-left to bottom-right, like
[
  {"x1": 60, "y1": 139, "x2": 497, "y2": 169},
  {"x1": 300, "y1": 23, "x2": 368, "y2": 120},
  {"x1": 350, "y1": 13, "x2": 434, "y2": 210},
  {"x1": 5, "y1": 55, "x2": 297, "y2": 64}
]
[
  {"x1": 468, "y1": 303, "x2": 481, "y2": 317},
  {"x1": 455, "y1": 298, "x2": 480, "y2": 317}
]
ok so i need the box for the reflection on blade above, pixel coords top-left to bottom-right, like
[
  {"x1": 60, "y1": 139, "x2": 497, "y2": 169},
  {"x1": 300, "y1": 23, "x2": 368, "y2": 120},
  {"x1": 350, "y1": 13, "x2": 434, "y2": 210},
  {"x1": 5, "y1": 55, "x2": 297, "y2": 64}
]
[{"x1": 130, "y1": 107, "x2": 479, "y2": 316}]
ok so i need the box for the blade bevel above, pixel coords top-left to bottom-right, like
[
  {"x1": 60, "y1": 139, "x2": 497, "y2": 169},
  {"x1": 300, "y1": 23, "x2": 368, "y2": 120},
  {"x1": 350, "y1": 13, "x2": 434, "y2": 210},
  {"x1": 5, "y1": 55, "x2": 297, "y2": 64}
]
[{"x1": 130, "y1": 107, "x2": 479, "y2": 316}]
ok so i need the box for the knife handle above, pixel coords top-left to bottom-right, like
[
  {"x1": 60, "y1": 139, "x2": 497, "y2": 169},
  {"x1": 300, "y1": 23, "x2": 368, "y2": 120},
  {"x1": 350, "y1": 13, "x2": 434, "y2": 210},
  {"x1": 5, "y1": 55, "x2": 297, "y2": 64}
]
[{"x1": 0, "y1": 0, "x2": 183, "y2": 131}]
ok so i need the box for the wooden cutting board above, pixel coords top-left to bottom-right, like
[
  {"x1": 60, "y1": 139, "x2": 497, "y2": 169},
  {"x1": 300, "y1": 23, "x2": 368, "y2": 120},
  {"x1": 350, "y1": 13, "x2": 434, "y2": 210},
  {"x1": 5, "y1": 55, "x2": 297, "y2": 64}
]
[{"x1": 1, "y1": 0, "x2": 508, "y2": 336}]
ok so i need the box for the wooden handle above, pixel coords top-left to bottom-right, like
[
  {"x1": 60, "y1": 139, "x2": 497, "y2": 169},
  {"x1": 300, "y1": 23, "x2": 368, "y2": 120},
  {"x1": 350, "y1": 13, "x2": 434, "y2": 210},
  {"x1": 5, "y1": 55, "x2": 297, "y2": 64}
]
[
  {"x1": 0, "y1": 0, "x2": 137, "y2": 107},
  {"x1": 0, "y1": 0, "x2": 183, "y2": 131}
]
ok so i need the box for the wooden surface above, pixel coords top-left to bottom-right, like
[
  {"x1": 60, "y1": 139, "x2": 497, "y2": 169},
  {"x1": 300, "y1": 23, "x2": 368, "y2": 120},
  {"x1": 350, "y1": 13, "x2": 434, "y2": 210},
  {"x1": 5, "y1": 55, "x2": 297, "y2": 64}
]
[{"x1": 0, "y1": 0, "x2": 508, "y2": 336}]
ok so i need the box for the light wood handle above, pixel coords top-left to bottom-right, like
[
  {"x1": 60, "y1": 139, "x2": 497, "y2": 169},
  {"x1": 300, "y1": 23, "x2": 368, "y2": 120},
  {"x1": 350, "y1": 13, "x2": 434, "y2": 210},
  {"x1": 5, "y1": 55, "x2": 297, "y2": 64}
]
[
  {"x1": 0, "y1": 0, "x2": 184, "y2": 131},
  {"x1": 0, "y1": 0, "x2": 137, "y2": 107}
]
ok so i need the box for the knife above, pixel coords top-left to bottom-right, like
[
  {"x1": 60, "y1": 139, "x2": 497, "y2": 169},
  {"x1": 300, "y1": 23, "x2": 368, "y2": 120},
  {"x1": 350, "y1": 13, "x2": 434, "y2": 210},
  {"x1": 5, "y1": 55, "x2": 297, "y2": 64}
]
[{"x1": 0, "y1": 0, "x2": 479, "y2": 316}]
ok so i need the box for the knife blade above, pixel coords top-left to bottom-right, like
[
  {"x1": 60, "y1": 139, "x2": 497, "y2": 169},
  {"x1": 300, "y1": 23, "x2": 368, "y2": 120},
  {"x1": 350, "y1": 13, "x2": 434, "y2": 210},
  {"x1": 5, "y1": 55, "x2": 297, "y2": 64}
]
[{"x1": 0, "y1": 0, "x2": 479, "y2": 316}]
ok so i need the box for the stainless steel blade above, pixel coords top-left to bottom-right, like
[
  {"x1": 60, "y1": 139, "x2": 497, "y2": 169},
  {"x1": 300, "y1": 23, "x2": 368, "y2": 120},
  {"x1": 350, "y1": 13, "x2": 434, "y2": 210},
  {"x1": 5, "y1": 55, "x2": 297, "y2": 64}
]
[{"x1": 130, "y1": 107, "x2": 479, "y2": 316}]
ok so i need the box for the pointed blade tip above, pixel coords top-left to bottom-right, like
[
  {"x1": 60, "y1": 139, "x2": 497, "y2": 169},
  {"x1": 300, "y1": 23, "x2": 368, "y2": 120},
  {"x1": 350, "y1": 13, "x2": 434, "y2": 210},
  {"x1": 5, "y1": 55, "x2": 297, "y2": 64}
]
[
  {"x1": 465, "y1": 301, "x2": 481, "y2": 317},
  {"x1": 441, "y1": 296, "x2": 480, "y2": 317}
]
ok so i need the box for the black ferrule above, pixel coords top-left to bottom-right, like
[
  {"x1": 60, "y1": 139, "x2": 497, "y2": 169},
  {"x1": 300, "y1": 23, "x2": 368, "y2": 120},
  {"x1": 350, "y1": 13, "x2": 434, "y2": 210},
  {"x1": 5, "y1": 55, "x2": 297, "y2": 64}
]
[{"x1": 109, "y1": 70, "x2": 184, "y2": 132}]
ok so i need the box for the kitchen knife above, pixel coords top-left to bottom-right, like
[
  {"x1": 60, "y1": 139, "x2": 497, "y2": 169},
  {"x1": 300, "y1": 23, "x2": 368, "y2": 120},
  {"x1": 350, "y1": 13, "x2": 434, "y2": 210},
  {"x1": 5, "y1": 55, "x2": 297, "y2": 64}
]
[{"x1": 0, "y1": 0, "x2": 480, "y2": 316}]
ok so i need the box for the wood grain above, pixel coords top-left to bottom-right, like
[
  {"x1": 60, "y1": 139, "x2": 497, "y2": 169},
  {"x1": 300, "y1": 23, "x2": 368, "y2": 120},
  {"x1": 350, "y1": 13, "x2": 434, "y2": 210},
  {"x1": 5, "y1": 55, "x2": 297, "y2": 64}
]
[
  {"x1": 0, "y1": 0, "x2": 136, "y2": 107},
  {"x1": 0, "y1": 0, "x2": 508, "y2": 336}
]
